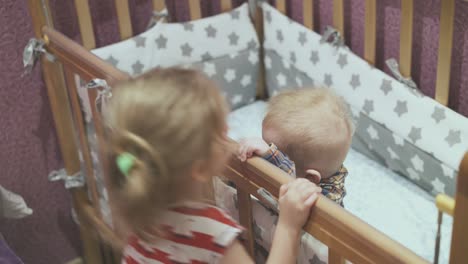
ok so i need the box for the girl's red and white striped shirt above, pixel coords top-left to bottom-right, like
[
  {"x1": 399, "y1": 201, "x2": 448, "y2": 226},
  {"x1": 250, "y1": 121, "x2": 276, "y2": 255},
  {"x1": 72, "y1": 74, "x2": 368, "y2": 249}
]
[{"x1": 122, "y1": 201, "x2": 244, "y2": 264}]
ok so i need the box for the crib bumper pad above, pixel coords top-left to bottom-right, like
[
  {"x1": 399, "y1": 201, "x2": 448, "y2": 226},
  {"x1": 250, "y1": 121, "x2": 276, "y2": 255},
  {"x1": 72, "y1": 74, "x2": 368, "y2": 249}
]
[
  {"x1": 260, "y1": 2, "x2": 468, "y2": 196},
  {"x1": 90, "y1": 3, "x2": 259, "y2": 110}
]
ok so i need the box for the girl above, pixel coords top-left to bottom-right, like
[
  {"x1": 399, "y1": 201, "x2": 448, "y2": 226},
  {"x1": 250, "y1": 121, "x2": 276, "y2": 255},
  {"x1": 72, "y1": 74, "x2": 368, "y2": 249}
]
[{"x1": 104, "y1": 68, "x2": 322, "y2": 263}]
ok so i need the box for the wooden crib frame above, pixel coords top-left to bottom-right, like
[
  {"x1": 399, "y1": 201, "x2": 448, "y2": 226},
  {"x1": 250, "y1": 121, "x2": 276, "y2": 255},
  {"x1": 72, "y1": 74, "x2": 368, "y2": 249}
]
[{"x1": 27, "y1": 0, "x2": 468, "y2": 263}]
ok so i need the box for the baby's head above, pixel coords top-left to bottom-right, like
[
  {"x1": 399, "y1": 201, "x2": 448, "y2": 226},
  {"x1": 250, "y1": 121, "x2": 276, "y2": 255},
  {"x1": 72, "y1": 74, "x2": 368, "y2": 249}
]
[
  {"x1": 262, "y1": 88, "x2": 354, "y2": 179},
  {"x1": 105, "y1": 68, "x2": 230, "y2": 238}
]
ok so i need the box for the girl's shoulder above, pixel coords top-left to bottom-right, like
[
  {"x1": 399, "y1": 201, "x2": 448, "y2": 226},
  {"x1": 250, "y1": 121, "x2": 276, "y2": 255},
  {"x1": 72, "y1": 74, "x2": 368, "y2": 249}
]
[
  {"x1": 169, "y1": 201, "x2": 242, "y2": 228},
  {"x1": 122, "y1": 201, "x2": 244, "y2": 264}
]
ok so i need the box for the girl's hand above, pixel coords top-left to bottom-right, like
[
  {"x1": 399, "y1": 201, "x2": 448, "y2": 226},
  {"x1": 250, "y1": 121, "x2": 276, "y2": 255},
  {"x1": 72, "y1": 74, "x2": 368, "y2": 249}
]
[
  {"x1": 237, "y1": 138, "x2": 270, "y2": 162},
  {"x1": 277, "y1": 178, "x2": 321, "y2": 233}
]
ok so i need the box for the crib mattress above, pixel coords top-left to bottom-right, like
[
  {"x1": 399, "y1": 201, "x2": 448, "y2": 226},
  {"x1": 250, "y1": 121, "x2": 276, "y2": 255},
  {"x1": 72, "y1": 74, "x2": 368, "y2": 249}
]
[{"x1": 222, "y1": 100, "x2": 452, "y2": 263}]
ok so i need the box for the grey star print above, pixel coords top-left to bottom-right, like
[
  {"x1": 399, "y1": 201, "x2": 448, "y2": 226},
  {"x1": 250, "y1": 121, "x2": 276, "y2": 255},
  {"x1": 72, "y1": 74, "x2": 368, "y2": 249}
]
[
  {"x1": 394, "y1": 100, "x2": 408, "y2": 117},
  {"x1": 381, "y1": 79, "x2": 393, "y2": 95},
  {"x1": 445, "y1": 130, "x2": 461, "y2": 147},
  {"x1": 228, "y1": 32, "x2": 239, "y2": 45},
  {"x1": 205, "y1": 25, "x2": 217, "y2": 38},
  {"x1": 253, "y1": 221, "x2": 262, "y2": 241},
  {"x1": 265, "y1": 11, "x2": 272, "y2": 23},
  {"x1": 298, "y1": 32, "x2": 307, "y2": 46},
  {"x1": 309, "y1": 255, "x2": 326, "y2": 264},
  {"x1": 231, "y1": 10, "x2": 240, "y2": 19},
  {"x1": 350, "y1": 74, "x2": 360, "y2": 89},
  {"x1": 337, "y1": 53, "x2": 348, "y2": 69},
  {"x1": 183, "y1": 23, "x2": 194, "y2": 31},
  {"x1": 310, "y1": 51, "x2": 319, "y2": 65},
  {"x1": 324, "y1": 74, "x2": 333, "y2": 87},
  {"x1": 247, "y1": 39, "x2": 257, "y2": 49},
  {"x1": 133, "y1": 36, "x2": 146, "y2": 47},
  {"x1": 290, "y1": 52, "x2": 296, "y2": 63},
  {"x1": 408, "y1": 127, "x2": 422, "y2": 143},
  {"x1": 201, "y1": 52, "x2": 212, "y2": 61},
  {"x1": 132, "y1": 61, "x2": 144, "y2": 75},
  {"x1": 276, "y1": 30, "x2": 284, "y2": 42},
  {"x1": 181, "y1": 43, "x2": 193, "y2": 57},
  {"x1": 432, "y1": 107, "x2": 446, "y2": 123},
  {"x1": 155, "y1": 34, "x2": 167, "y2": 49},
  {"x1": 105, "y1": 56, "x2": 118, "y2": 67},
  {"x1": 363, "y1": 99, "x2": 374, "y2": 114},
  {"x1": 265, "y1": 11, "x2": 271, "y2": 23}
]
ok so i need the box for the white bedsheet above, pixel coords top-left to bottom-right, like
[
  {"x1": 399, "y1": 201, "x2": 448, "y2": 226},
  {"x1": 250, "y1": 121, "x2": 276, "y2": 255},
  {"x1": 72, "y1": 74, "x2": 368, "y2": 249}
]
[{"x1": 224, "y1": 100, "x2": 452, "y2": 263}]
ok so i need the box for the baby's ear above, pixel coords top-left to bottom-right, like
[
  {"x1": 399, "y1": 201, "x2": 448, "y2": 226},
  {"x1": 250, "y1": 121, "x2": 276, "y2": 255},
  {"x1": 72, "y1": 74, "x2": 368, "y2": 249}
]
[{"x1": 305, "y1": 169, "x2": 321, "y2": 184}]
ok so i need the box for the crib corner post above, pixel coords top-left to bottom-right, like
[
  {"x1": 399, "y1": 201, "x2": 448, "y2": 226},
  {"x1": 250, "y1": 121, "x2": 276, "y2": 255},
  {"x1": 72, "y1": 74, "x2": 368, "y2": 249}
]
[
  {"x1": 26, "y1": 0, "x2": 107, "y2": 263},
  {"x1": 449, "y1": 152, "x2": 468, "y2": 263}
]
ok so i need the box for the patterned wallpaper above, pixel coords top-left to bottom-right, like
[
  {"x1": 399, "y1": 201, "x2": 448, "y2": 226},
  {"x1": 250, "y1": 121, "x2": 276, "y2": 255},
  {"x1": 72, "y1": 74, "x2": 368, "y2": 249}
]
[
  {"x1": 0, "y1": 0, "x2": 466, "y2": 263},
  {"x1": 0, "y1": 1, "x2": 81, "y2": 263}
]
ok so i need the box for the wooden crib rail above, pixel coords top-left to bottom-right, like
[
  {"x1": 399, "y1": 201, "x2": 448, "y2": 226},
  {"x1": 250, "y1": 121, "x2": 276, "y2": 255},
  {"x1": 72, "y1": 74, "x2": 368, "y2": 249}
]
[
  {"x1": 42, "y1": 25, "x2": 130, "y2": 263},
  {"x1": 43, "y1": 27, "x2": 129, "y2": 84},
  {"x1": 225, "y1": 153, "x2": 429, "y2": 264}
]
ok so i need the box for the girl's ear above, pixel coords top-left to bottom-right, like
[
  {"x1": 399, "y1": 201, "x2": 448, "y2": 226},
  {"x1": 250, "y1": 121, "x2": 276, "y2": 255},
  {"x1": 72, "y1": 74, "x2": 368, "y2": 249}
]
[
  {"x1": 305, "y1": 169, "x2": 321, "y2": 184},
  {"x1": 191, "y1": 160, "x2": 212, "y2": 183}
]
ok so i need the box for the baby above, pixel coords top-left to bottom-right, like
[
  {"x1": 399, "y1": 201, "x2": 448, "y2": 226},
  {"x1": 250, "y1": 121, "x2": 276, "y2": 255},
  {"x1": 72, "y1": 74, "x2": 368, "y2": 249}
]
[{"x1": 238, "y1": 88, "x2": 354, "y2": 206}]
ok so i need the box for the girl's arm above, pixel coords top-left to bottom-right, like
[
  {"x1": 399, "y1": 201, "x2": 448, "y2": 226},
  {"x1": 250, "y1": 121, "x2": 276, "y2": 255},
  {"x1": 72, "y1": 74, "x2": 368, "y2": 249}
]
[
  {"x1": 221, "y1": 241, "x2": 254, "y2": 264},
  {"x1": 221, "y1": 178, "x2": 321, "y2": 264}
]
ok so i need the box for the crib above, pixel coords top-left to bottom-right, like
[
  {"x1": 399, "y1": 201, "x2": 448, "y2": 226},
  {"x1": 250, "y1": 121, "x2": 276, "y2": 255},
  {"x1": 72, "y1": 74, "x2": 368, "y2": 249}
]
[{"x1": 26, "y1": 0, "x2": 468, "y2": 263}]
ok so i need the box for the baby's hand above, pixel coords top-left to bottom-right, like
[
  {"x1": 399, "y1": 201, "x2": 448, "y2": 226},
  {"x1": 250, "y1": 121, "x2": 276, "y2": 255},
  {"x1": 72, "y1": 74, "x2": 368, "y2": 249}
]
[
  {"x1": 278, "y1": 178, "x2": 321, "y2": 233},
  {"x1": 237, "y1": 138, "x2": 270, "y2": 162}
]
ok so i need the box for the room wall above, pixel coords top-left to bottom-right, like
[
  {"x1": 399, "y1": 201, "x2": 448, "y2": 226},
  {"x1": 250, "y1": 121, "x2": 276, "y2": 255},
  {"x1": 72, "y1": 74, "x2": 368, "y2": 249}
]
[
  {"x1": 0, "y1": 0, "x2": 466, "y2": 263},
  {"x1": 0, "y1": 1, "x2": 81, "y2": 263}
]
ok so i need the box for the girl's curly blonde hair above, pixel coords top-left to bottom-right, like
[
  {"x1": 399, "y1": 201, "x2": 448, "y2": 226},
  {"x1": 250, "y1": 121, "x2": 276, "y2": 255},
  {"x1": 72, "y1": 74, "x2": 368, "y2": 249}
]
[{"x1": 104, "y1": 68, "x2": 228, "y2": 243}]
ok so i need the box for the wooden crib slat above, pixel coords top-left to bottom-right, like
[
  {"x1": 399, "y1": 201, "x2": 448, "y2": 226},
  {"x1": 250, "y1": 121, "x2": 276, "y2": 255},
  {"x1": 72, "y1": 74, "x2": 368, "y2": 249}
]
[
  {"x1": 188, "y1": 0, "x2": 202, "y2": 20},
  {"x1": 254, "y1": 3, "x2": 267, "y2": 99},
  {"x1": 74, "y1": 0, "x2": 96, "y2": 49},
  {"x1": 329, "y1": 248, "x2": 345, "y2": 264},
  {"x1": 399, "y1": 0, "x2": 414, "y2": 77},
  {"x1": 220, "y1": 0, "x2": 232, "y2": 12},
  {"x1": 276, "y1": 0, "x2": 286, "y2": 14},
  {"x1": 450, "y1": 152, "x2": 468, "y2": 263},
  {"x1": 333, "y1": 0, "x2": 344, "y2": 36},
  {"x1": 27, "y1": 1, "x2": 105, "y2": 262},
  {"x1": 152, "y1": 0, "x2": 165, "y2": 11},
  {"x1": 63, "y1": 68, "x2": 101, "y2": 215},
  {"x1": 435, "y1": 0, "x2": 455, "y2": 106},
  {"x1": 364, "y1": 0, "x2": 376, "y2": 65},
  {"x1": 78, "y1": 216, "x2": 107, "y2": 263},
  {"x1": 237, "y1": 189, "x2": 255, "y2": 257},
  {"x1": 115, "y1": 0, "x2": 133, "y2": 40},
  {"x1": 303, "y1": 0, "x2": 314, "y2": 30}
]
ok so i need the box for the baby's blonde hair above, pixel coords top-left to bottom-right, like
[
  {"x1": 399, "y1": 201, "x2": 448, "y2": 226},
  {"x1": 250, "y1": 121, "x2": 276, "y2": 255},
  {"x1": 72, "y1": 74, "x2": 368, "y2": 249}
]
[
  {"x1": 104, "y1": 68, "x2": 228, "y2": 242},
  {"x1": 263, "y1": 88, "x2": 354, "y2": 173}
]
